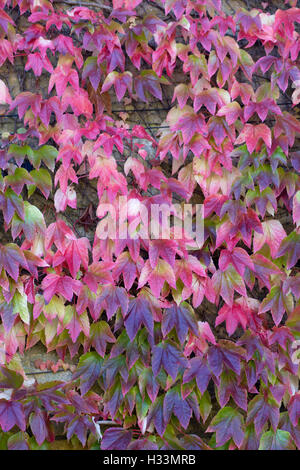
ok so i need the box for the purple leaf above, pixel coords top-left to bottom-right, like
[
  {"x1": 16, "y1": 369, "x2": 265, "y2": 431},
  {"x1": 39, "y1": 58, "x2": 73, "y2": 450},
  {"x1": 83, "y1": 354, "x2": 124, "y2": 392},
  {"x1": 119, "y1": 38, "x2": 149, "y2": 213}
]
[
  {"x1": 101, "y1": 427, "x2": 132, "y2": 450},
  {"x1": 0, "y1": 400, "x2": 26, "y2": 432}
]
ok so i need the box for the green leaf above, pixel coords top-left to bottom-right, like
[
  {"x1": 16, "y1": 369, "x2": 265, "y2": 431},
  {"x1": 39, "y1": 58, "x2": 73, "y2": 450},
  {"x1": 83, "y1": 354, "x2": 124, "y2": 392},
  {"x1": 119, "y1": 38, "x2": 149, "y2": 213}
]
[
  {"x1": 13, "y1": 291, "x2": 30, "y2": 324},
  {"x1": 11, "y1": 201, "x2": 45, "y2": 240},
  {"x1": 5, "y1": 168, "x2": 33, "y2": 195},
  {"x1": 207, "y1": 406, "x2": 245, "y2": 448},
  {"x1": 0, "y1": 366, "x2": 24, "y2": 389},
  {"x1": 7, "y1": 432, "x2": 29, "y2": 450},
  {"x1": 259, "y1": 429, "x2": 295, "y2": 450},
  {"x1": 30, "y1": 169, "x2": 52, "y2": 199},
  {"x1": 198, "y1": 390, "x2": 212, "y2": 423},
  {"x1": 31, "y1": 146, "x2": 58, "y2": 171},
  {"x1": 8, "y1": 144, "x2": 33, "y2": 166},
  {"x1": 73, "y1": 352, "x2": 103, "y2": 395}
]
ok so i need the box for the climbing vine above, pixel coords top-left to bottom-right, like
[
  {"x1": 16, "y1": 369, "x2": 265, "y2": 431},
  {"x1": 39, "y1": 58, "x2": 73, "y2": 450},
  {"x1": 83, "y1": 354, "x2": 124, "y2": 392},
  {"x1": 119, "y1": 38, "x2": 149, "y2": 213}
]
[{"x1": 0, "y1": 0, "x2": 300, "y2": 450}]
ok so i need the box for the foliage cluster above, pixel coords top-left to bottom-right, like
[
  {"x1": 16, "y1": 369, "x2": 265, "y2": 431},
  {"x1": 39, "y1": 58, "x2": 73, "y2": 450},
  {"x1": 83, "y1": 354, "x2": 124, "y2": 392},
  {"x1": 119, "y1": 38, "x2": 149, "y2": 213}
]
[{"x1": 0, "y1": 0, "x2": 300, "y2": 450}]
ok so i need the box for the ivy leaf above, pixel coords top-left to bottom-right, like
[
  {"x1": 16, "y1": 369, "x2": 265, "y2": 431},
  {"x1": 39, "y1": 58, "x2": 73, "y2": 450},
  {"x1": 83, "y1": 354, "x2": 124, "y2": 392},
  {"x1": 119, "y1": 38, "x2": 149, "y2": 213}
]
[
  {"x1": 152, "y1": 340, "x2": 188, "y2": 381},
  {"x1": 82, "y1": 56, "x2": 101, "y2": 91},
  {"x1": 101, "y1": 354, "x2": 129, "y2": 389},
  {"x1": 179, "y1": 434, "x2": 212, "y2": 450},
  {"x1": 138, "y1": 368, "x2": 160, "y2": 402},
  {"x1": 259, "y1": 429, "x2": 295, "y2": 450},
  {"x1": 48, "y1": 65, "x2": 79, "y2": 96},
  {"x1": 25, "y1": 52, "x2": 53, "y2": 77},
  {"x1": 207, "y1": 406, "x2": 245, "y2": 448},
  {"x1": 183, "y1": 357, "x2": 211, "y2": 394},
  {"x1": 101, "y1": 427, "x2": 132, "y2": 450},
  {"x1": 0, "y1": 400, "x2": 26, "y2": 432},
  {"x1": 30, "y1": 169, "x2": 52, "y2": 199},
  {"x1": 163, "y1": 385, "x2": 193, "y2": 429},
  {"x1": 219, "y1": 247, "x2": 253, "y2": 277},
  {"x1": 124, "y1": 294, "x2": 154, "y2": 341},
  {"x1": 113, "y1": 251, "x2": 142, "y2": 290},
  {"x1": 12, "y1": 291, "x2": 30, "y2": 325},
  {"x1": 83, "y1": 262, "x2": 114, "y2": 293},
  {"x1": 250, "y1": 253, "x2": 282, "y2": 289},
  {"x1": 101, "y1": 71, "x2": 132, "y2": 101},
  {"x1": 0, "y1": 243, "x2": 28, "y2": 281},
  {"x1": 146, "y1": 396, "x2": 166, "y2": 437},
  {"x1": 247, "y1": 394, "x2": 280, "y2": 435},
  {"x1": 280, "y1": 412, "x2": 300, "y2": 449},
  {"x1": 217, "y1": 101, "x2": 242, "y2": 125},
  {"x1": 88, "y1": 321, "x2": 116, "y2": 357},
  {"x1": 215, "y1": 302, "x2": 251, "y2": 336},
  {"x1": 42, "y1": 273, "x2": 81, "y2": 303},
  {"x1": 259, "y1": 285, "x2": 294, "y2": 326},
  {"x1": 61, "y1": 86, "x2": 93, "y2": 117},
  {"x1": 276, "y1": 232, "x2": 300, "y2": 269},
  {"x1": 95, "y1": 285, "x2": 128, "y2": 320},
  {"x1": 171, "y1": 107, "x2": 207, "y2": 145},
  {"x1": 138, "y1": 259, "x2": 176, "y2": 297},
  {"x1": 7, "y1": 432, "x2": 29, "y2": 450},
  {"x1": 72, "y1": 352, "x2": 103, "y2": 395},
  {"x1": 29, "y1": 410, "x2": 48, "y2": 446},
  {"x1": 0, "y1": 188, "x2": 24, "y2": 225},
  {"x1": 45, "y1": 219, "x2": 74, "y2": 252},
  {"x1": 0, "y1": 366, "x2": 23, "y2": 389},
  {"x1": 10, "y1": 92, "x2": 42, "y2": 118},
  {"x1": 134, "y1": 70, "x2": 168, "y2": 102},
  {"x1": 31, "y1": 145, "x2": 58, "y2": 171},
  {"x1": 7, "y1": 144, "x2": 33, "y2": 167},
  {"x1": 172, "y1": 83, "x2": 190, "y2": 109},
  {"x1": 64, "y1": 305, "x2": 90, "y2": 343},
  {"x1": 162, "y1": 302, "x2": 198, "y2": 344},
  {"x1": 235, "y1": 123, "x2": 272, "y2": 153},
  {"x1": 241, "y1": 423, "x2": 260, "y2": 450},
  {"x1": 218, "y1": 370, "x2": 248, "y2": 411},
  {"x1": 0, "y1": 302, "x2": 16, "y2": 333},
  {"x1": 253, "y1": 220, "x2": 286, "y2": 258},
  {"x1": 67, "y1": 415, "x2": 95, "y2": 447},
  {"x1": 63, "y1": 235, "x2": 90, "y2": 278},
  {"x1": 212, "y1": 265, "x2": 246, "y2": 306},
  {"x1": 193, "y1": 88, "x2": 228, "y2": 114},
  {"x1": 105, "y1": 380, "x2": 124, "y2": 418},
  {"x1": 288, "y1": 393, "x2": 300, "y2": 427},
  {"x1": 0, "y1": 79, "x2": 12, "y2": 105},
  {"x1": 11, "y1": 201, "x2": 46, "y2": 241},
  {"x1": 207, "y1": 341, "x2": 246, "y2": 377},
  {"x1": 5, "y1": 168, "x2": 33, "y2": 195}
]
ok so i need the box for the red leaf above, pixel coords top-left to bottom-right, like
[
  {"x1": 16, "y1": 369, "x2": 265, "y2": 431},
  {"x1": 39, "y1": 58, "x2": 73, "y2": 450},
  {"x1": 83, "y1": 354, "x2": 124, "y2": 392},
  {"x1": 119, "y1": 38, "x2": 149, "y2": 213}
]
[
  {"x1": 0, "y1": 79, "x2": 11, "y2": 105},
  {"x1": 42, "y1": 273, "x2": 81, "y2": 303},
  {"x1": 216, "y1": 302, "x2": 250, "y2": 335},
  {"x1": 235, "y1": 123, "x2": 272, "y2": 153},
  {"x1": 63, "y1": 235, "x2": 90, "y2": 278},
  {"x1": 138, "y1": 259, "x2": 176, "y2": 297}
]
